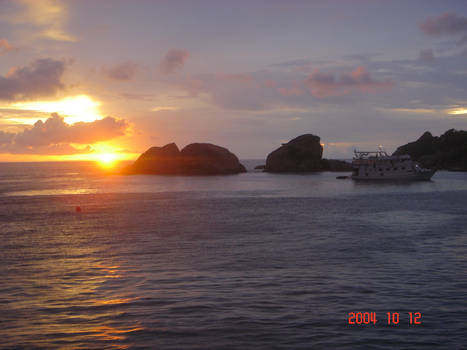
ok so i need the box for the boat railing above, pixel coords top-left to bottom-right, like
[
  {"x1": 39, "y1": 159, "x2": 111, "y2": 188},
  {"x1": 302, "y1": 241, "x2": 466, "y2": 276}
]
[{"x1": 353, "y1": 149, "x2": 390, "y2": 159}]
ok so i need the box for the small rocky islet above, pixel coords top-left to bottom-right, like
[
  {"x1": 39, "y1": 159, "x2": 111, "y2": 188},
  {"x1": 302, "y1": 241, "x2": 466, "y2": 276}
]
[{"x1": 263, "y1": 134, "x2": 351, "y2": 173}]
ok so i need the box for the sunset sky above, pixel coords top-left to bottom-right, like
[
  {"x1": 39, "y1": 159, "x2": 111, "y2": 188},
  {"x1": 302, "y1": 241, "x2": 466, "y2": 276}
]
[{"x1": 1, "y1": 0, "x2": 467, "y2": 162}]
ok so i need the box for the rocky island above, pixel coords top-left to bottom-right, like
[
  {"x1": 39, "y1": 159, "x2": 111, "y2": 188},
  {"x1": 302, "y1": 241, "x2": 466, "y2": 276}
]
[
  {"x1": 124, "y1": 142, "x2": 246, "y2": 175},
  {"x1": 264, "y1": 134, "x2": 351, "y2": 173},
  {"x1": 393, "y1": 129, "x2": 467, "y2": 171}
]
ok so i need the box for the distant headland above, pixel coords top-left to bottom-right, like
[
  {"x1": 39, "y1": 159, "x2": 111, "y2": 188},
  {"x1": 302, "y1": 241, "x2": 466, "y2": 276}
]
[{"x1": 393, "y1": 129, "x2": 467, "y2": 171}]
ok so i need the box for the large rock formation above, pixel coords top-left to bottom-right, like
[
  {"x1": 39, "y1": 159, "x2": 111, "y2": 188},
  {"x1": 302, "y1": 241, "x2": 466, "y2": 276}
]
[
  {"x1": 393, "y1": 129, "x2": 467, "y2": 171},
  {"x1": 125, "y1": 143, "x2": 246, "y2": 175},
  {"x1": 264, "y1": 134, "x2": 351, "y2": 173},
  {"x1": 179, "y1": 143, "x2": 246, "y2": 174}
]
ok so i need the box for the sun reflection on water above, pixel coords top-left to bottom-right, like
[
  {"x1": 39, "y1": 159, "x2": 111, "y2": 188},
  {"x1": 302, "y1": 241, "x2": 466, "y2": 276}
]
[
  {"x1": 90, "y1": 324, "x2": 144, "y2": 345},
  {"x1": 2, "y1": 252, "x2": 144, "y2": 348}
]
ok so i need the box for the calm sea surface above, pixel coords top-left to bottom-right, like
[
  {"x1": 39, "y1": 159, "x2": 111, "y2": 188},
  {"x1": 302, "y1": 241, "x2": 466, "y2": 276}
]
[{"x1": 0, "y1": 161, "x2": 466, "y2": 349}]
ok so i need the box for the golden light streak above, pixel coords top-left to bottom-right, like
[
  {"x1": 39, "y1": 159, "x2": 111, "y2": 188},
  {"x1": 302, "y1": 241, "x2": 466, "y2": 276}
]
[
  {"x1": 151, "y1": 106, "x2": 179, "y2": 112},
  {"x1": 90, "y1": 325, "x2": 144, "y2": 343},
  {"x1": 389, "y1": 108, "x2": 436, "y2": 114},
  {"x1": 9, "y1": 95, "x2": 102, "y2": 124},
  {"x1": 0, "y1": 148, "x2": 138, "y2": 164},
  {"x1": 0, "y1": 118, "x2": 38, "y2": 126},
  {"x1": 65, "y1": 150, "x2": 138, "y2": 163},
  {"x1": 447, "y1": 108, "x2": 467, "y2": 115},
  {"x1": 94, "y1": 297, "x2": 139, "y2": 306}
]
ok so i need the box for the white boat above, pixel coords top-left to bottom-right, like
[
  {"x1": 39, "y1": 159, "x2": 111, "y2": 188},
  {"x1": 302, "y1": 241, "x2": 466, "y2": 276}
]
[{"x1": 351, "y1": 146, "x2": 436, "y2": 180}]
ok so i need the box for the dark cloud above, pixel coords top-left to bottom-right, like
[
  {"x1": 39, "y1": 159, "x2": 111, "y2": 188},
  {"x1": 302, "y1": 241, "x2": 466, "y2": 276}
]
[
  {"x1": 0, "y1": 58, "x2": 66, "y2": 101},
  {"x1": 102, "y1": 61, "x2": 139, "y2": 81},
  {"x1": 305, "y1": 66, "x2": 392, "y2": 98},
  {"x1": 159, "y1": 49, "x2": 189, "y2": 74},
  {"x1": 420, "y1": 13, "x2": 467, "y2": 36},
  {"x1": 418, "y1": 48, "x2": 435, "y2": 63},
  {"x1": 0, "y1": 113, "x2": 129, "y2": 154}
]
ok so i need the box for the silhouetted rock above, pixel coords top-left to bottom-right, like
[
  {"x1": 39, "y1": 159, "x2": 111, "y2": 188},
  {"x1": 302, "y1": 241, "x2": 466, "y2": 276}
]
[
  {"x1": 393, "y1": 129, "x2": 467, "y2": 171},
  {"x1": 265, "y1": 134, "x2": 323, "y2": 172},
  {"x1": 264, "y1": 134, "x2": 351, "y2": 172},
  {"x1": 127, "y1": 143, "x2": 182, "y2": 174},
  {"x1": 125, "y1": 143, "x2": 246, "y2": 175},
  {"x1": 179, "y1": 143, "x2": 247, "y2": 175}
]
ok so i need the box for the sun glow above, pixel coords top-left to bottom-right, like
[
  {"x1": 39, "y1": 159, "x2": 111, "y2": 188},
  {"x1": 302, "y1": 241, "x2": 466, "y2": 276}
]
[
  {"x1": 9, "y1": 95, "x2": 102, "y2": 124},
  {"x1": 447, "y1": 108, "x2": 467, "y2": 115},
  {"x1": 83, "y1": 142, "x2": 135, "y2": 168},
  {"x1": 96, "y1": 152, "x2": 118, "y2": 167}
]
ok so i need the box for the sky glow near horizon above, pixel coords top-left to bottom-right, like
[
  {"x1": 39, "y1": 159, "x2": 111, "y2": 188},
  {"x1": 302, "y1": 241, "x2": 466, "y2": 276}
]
[{"x1": 0, "y1": 0, "x2": 467, "y2": 161}]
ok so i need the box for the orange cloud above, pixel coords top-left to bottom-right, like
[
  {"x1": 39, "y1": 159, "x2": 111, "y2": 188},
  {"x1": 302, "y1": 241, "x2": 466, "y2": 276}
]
[
  {"x1": 0, "y1": 113, "x2": 130, "y2": 154},
  {"x1": 0, "y1": 39, "x2": 14, "y2": 55}
]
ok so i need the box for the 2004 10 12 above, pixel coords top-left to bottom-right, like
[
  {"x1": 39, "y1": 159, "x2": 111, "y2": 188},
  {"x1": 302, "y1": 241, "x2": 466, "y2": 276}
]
[{"x1": 348, "y1": 312, "x2": 422, "y2": 325}]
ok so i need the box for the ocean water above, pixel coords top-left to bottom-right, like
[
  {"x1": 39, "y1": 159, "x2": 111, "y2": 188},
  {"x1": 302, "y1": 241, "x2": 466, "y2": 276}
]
[{"x1": 0, "y1": 161, "x2": 466, "y2": 349}]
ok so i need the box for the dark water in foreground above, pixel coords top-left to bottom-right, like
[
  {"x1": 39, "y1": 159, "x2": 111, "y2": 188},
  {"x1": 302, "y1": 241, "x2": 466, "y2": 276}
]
[{"x1": 0, "y1": 161, "x2": 466, "y2": 349}]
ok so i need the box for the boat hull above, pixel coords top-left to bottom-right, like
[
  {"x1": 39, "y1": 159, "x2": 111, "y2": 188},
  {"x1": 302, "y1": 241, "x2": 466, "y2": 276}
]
[{"x1": 352, "y1": 169, "x2": 436, "y2": 181}]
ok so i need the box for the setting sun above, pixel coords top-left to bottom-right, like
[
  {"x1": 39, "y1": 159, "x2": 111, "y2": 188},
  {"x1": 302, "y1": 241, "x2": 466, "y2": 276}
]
[{"x1": 96, "y1": 152, "x2": 118, "y2": 167}]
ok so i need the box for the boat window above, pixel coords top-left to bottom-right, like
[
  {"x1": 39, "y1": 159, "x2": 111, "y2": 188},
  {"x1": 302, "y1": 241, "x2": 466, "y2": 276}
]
[
  {"x1": 378, "y1": 168, "x2": 382, "y2": 171},
  {"x1": 394, "y1": 167, "x2": 398, "y2": 170},
  {"x1": 402, "y1": 167, "x2": 406, "y2": 170},
  {"x1": 386, "y1": 168, "x2": 390, "y2": 171}
]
